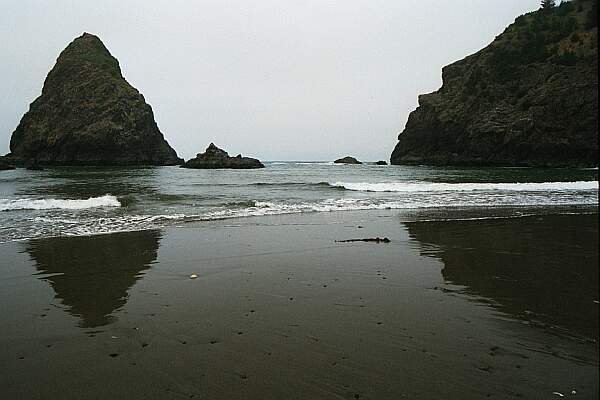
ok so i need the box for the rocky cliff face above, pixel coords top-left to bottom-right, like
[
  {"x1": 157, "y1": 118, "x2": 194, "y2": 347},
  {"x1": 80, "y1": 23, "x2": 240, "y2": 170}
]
[
  {"x1": 9, "y1": 33, "x2": 182, "y2": 165},
  {"x1": 181, "y1": 143, "x2": 265, "y2": 169},
  {"x1": 391, "y1": 0, "x2": 598, "y2": 167}
]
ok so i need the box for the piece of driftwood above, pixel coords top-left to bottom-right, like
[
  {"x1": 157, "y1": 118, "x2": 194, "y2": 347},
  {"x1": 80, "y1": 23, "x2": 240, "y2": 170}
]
[{"x1": 335, "y1": 237, "x2": 390, "y2": 243}]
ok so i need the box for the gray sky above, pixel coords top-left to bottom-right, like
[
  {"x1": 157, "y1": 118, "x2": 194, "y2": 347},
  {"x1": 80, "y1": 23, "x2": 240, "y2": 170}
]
[{"x1": 1, "y1": 0, "x2": 541, "y2": 161}]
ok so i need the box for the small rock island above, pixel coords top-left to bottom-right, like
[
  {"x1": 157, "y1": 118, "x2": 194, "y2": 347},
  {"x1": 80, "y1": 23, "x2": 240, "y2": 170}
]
[
  {"x1": 334, "y1": 156, "x2": 362, "y2": 164},
  {"x1": 8, "y1": 33, "x2": 182, "y2": 166},
  {"x1": 181, "y1": 143, "x2": 265, "y2": 169}
]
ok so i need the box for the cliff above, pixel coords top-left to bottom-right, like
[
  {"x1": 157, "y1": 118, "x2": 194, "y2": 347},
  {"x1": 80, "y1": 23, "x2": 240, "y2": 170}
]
[
  {"x1": 391, "y1": 0, "x2": 598, "y2": 167},
  {"x1": 9, "y1": 33, "x2": 182, "y2": 165}
]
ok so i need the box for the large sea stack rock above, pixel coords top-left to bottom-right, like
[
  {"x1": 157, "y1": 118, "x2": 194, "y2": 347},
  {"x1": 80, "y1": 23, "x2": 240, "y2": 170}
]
[
  {"x1": 181, "y1": 143, "x2": 264, "y2": 169},
  {"x1": 9, "y1": 33, "x2": 182, "y2": 165},
  {"x1": 391, "y1": 0, "x2": 598, "y2": 167}
]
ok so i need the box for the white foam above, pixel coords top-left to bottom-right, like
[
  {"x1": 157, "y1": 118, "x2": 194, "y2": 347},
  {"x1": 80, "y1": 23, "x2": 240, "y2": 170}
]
[
  {"x1": 2, "y1": 195, "x2": 596, "y2": 243},
  {"x1": 204, "y1": 199, "x2": 439, "y2": 219},
  {"x1": 202, "y1": 193, "x2": 598, "y2": 220},
  {"x1": 0, "y1": 195, "x2": 121, "y2": 211},
  {"x1": 330, "y1": 181, "x2": 599, "y2": 192}
]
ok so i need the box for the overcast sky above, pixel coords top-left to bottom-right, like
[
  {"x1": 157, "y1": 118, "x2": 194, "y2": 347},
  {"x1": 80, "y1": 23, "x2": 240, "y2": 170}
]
[{"x1": 0, "y1": 0, "x2": 541, "y2": 161}]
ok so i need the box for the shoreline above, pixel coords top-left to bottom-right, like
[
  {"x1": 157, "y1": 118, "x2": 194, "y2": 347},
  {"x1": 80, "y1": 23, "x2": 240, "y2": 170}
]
[{"x1": 1, "y1": 203, "x2": 597, "y2": 244}]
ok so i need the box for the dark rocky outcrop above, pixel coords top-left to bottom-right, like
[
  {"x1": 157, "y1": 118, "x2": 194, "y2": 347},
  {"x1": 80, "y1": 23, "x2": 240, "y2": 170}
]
[
  {"x1": 334, "y1": 156, "x2": 362, "y2": 164},
  {"x1": 375, "y1": 160, "x2": 388, "y2": 165},
  {"x1": 0, "y1": 156, "x2": 16, "y2": 170},
  {"x1": 391, "y1": 0, "x2": 598, "y2": 167},
  {"x1": 0, "y1": 154, "x2": 23, "y2": 167},
  {"x1": 181, "y1": 143, "x2": 264, "y2": 169},
  {"x1": 8, "y1": 33, "x2": 182, "y2": 166}
]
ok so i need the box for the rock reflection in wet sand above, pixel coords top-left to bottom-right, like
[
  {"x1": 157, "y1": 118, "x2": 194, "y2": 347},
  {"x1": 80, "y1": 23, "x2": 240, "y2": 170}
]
[
  {"x1": 25, "y1": 230, "x2": 161, "y2": 328},
  {"x1": 405, "y1": 214, "x2": 599, "y2": 340}
]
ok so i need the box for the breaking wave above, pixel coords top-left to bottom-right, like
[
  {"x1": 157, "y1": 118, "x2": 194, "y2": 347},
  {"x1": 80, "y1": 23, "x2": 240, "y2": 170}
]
[
  {"x1": 330, "y1": 181, "x2": 598, "y2": 192},
  {"x1": 0, "y1": 195, "x2": 121, "y2": 211}
]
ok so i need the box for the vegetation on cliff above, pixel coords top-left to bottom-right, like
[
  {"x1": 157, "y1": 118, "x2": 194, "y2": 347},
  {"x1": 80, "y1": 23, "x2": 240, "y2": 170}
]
[{"x1": 391, "y1": 0, "x2": 598, "y2": 167}]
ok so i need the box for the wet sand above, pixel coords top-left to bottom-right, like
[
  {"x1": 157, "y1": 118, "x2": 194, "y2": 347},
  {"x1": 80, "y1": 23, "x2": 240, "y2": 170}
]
[{"x1": 0, "y1": 210, "x2": 598, "y2": 399}]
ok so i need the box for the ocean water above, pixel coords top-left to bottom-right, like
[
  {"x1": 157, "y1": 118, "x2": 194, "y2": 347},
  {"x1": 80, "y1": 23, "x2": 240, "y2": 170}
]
[{"x1": 0, "y1": 162, "x2": 597, "y2": 242}]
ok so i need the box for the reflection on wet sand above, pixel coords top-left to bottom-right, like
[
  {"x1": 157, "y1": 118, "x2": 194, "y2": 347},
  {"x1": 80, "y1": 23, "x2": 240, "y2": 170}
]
[
  {"x1": 25, "y1": 230, "x2": 161, "y2": 328},
  {"x1": 405, "y1": 214, "x2": 599, "y2": 340}
]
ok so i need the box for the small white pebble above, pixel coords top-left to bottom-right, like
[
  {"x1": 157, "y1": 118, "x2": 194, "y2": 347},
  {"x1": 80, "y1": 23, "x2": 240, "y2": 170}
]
[
  {"x1": 552, "y1": 392, "x2": 564, "y2": 397},
  {"x1": 189, "y1": 274, "x2": 198, "y2": 279},
  {"x1": 571, "y1": 390, "x2": 577, "y2": 395}
]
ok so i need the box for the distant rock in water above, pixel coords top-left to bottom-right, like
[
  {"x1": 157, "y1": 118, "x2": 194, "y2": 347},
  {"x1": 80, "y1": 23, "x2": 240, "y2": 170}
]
[
  {"x1": 375, "y1": 160, "x2": 388, "y2": 165},
  {"x1": 334, "y1": 156, "x2": 362, "y2": 164},
  {"x1": 391, "y1": 0, "x2": 598, "y2": 167},
  {"x1": 181, "y1": 143, "x2": 264, "y2": 169},
  {"x1": 9, "y1": 33, "x2": 182, "y2": 166}
]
